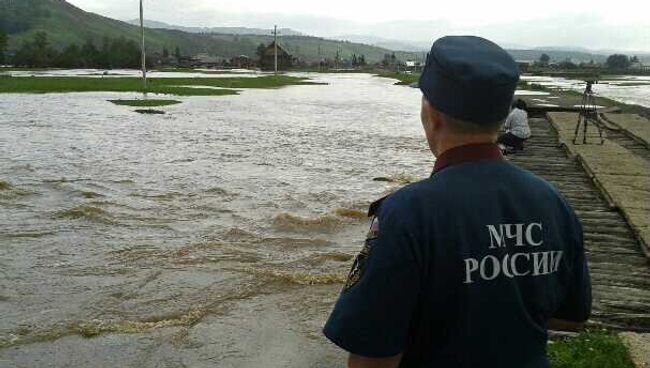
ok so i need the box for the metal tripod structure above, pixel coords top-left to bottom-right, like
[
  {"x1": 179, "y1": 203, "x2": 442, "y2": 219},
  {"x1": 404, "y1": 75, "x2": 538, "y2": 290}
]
[{"x1": 573, "y1": 81, "x2": 604, "y2": 145}]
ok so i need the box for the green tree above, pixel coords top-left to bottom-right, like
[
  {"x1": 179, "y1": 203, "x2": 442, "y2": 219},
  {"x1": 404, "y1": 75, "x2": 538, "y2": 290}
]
[
  {"x1": 606, "y1": 54, "x2": 631, "y2": 70},
  {"x1": 162, "y1": 47, "x2": 169, "y2": 58},
  {"x1": 255, "y1": 43, "x2": 266, "y2": 59},
  {"x1": 558, "y1": 58, "x2": 577, "y2": 70},
  {"x1": 174, "y1": 46, "x2": 181, "y2": 59},
  {"x1": 359, "y1": 54, "x2": 366, "y2": 66},
  {"x1": 81, "y1": 39, "x2": 99, "y2": 67},
  {"x1": 99, "y1": 36, "x2": 111, "y2": 68},
  {"x1": 13, "y1": 31, "x2": 57, "y2": 67},
  {"x1": 0, "y1": 31, "x2": 7, "y2": 64},
  {"x1": 32, "y1": 31, "x2": 53, "y2": 67},
  {"x1": 382, "y1": 53, "x2": 391, "y2": 67},
  {"x1": 539, "y1": 53, "x2": 550, "y2": 65},
  {"x1": 55, "y1": 44, "x2": 81, "y2": 68}
]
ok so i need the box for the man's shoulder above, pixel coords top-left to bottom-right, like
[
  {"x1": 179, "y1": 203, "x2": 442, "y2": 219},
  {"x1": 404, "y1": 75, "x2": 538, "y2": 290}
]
[{"x1": 370, "y1": 178, "x2": 436, "y2": 217}]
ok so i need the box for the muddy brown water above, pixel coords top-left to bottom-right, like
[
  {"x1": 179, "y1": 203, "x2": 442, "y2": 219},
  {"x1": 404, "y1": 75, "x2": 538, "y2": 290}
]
[{"x1": 0, "y1": 73, "x2": 432, "y2": 367}]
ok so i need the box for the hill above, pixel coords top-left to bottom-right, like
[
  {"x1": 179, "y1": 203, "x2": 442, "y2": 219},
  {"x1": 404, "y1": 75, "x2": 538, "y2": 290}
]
[
  {"x1": 0, "y1": 0, "x2": 417, "y2": 63},
  {"x1": 507, "y1": 49, "x2": 607, "y2": 64},
  {"x1": 125, "y1": 19, "x2": 304, "y2": 37}
]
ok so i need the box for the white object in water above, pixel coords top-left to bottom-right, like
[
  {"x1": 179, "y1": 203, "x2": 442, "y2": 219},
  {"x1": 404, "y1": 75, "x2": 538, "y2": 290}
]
[
  {"x1": 573, "y1": 104, "x2": 606, "y2": 109},
  {"x1": 514, "y1": 90, "x2": 550, "y2": 96}
]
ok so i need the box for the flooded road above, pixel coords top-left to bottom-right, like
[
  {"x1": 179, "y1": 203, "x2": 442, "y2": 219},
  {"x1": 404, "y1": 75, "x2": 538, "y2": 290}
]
[{"x1": 0, "y1": 73, "x2": 431, "y2": 367}]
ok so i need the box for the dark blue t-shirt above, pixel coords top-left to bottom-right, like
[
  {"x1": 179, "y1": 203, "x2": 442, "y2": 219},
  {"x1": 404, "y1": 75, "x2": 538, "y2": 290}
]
[{"x1": 323, "y1": 151, "x2": 591, "y2": 367}]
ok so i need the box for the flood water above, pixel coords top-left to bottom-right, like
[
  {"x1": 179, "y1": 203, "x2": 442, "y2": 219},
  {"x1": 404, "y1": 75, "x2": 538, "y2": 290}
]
[
  {"x1": 521, "y1": 75, "x2": 650, "y2": 108},
  {"x1": 0, "y1": 73, "x2": 431, "y2": 367}
]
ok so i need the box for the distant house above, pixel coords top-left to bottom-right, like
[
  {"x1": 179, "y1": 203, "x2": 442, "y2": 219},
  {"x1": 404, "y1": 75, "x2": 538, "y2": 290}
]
[
  {"x1": 629, "y1": 61, "x2": 650, "y2": 72},
  {"x1": 231, "y1": 55, "x2": 252, "y2": 69},
  {"x1": 516, "y1": 60, "x2": 534, "y2": 72},
  {"x1": 259, "y1": 41, "x2": 293, "y2": 71},
  {"x1": 192, "y1": 53, "x2": 222, "y2": 68},
  {"x1": 148, "y1": 51, "x2": 179, "y2": 67},
  {"x1": 404, "y1": 60, "x2": 423, "y2": 72}
]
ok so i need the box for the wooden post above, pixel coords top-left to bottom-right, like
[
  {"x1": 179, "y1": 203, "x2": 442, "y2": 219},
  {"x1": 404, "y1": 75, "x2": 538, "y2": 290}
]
[
  {"x1": 273, "y1": 25, "x2": 278, "y2": 74},
  {"x1": 140, "y1": 0, "x2": 147, "y2": 90}
]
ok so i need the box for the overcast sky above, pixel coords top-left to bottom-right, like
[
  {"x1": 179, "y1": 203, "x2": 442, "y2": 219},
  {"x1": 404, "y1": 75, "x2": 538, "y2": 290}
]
[{"x1": 68, "y1": 0, "x2": 650, "y2": 52}]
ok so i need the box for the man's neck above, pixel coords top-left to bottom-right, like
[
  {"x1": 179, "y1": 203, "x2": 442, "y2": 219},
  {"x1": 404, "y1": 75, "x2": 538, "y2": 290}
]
[{"x1": 434, "y1": 136, "x2": 497, "y2": 157}]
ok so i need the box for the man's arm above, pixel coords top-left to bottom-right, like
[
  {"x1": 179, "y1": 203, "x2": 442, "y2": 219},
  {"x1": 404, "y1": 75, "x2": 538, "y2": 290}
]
[
  {"x1": 349, "y1": 353, "x2": 403, "y2": 368},
  {"x1": 323, "y1": 194, "x2": 422, "y2": 364},
  {"x1": 552, "y1": 213, "x2": 591, "y2": 329},
  {"x1": 503, "y1": 113, "x2": 513, "y2": 131}
]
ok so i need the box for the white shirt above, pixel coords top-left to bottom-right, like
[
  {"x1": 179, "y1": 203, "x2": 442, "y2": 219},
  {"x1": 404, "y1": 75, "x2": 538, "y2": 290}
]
[{"x1": 504, "y1": 108, "x2": 531, "y2": 139}]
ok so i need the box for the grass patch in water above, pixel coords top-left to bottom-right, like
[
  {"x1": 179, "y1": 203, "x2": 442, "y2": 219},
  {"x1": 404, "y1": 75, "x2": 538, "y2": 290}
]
[
  {"x1": 375, "y1": 71, "x2": 420, "y2": 85},
  {"x1": 109, "y1": 99, "x2": 181, "y2": 107},
  {"x1": 0, "y1": 75, "x2": 319, "y2": 96},
  {"x1": 548, "y1": 331, "x2": 635, "y2": 368}
]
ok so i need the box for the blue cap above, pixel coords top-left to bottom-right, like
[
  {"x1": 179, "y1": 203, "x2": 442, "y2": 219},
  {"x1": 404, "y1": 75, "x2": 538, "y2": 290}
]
[{"x1": 419, "y1": 36, "x2": 520, "y2": 125}]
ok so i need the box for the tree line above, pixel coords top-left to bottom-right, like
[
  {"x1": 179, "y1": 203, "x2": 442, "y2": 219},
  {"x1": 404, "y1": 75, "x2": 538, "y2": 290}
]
[
  {"x1": 5, "y1": 31, "x2": 149, "y2": 68},
  {"x1": 536, "y1": 52, "x2": 643, "y2": 70}
]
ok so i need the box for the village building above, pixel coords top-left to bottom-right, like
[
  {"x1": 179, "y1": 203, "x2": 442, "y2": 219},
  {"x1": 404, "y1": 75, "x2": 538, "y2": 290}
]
[
  {"x1": 630, "y1": 61, "x2": 650, "y2": 72},
  {"x1": 259, "y1": 41, "x2": 293, "y2": 71},
  {"x1": 516, "y1": 60, "x2": 534, "y2": 72},
  {"x1": 231, "y1": 55, "x2": 252, "y2": 69},
  {"x1": 405, "y1": 60, "x2": 424, "y2": 72},
  {"x1": 192, "y1": 53, "x2": 222, "y2": 68},
  {"x1": 148, "y1": 51, "x2": 179, "y2": 67}
]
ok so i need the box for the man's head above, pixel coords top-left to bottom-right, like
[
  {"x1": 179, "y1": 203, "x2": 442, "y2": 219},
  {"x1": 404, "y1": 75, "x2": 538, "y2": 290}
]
[
  {"x1": 513, "y1": 99, "x2": 527, "y2": 111},
  {"x1": 418, "y1": 36, "x2": 520, "y2": 156}
]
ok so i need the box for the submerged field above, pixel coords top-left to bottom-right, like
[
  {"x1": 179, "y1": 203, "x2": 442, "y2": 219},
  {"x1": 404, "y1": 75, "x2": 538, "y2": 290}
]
[
  {"x1": 0, "y1": 75, "x2": 318, "y2": 96},
  {"x1": 0, "y1": 73, "x2": 426, "y2": 367}
]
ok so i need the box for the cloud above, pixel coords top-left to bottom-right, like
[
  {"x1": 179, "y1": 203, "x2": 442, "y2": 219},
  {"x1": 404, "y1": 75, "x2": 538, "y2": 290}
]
[{"x1": 67, "y1": 0, "x2": 650, "y2": 52}]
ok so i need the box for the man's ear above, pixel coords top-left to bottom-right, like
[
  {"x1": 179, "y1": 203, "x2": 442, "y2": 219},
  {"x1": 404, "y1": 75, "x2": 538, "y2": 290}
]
[{"x1": 427, "y1": 105, "x2": 444, "y2": 133}]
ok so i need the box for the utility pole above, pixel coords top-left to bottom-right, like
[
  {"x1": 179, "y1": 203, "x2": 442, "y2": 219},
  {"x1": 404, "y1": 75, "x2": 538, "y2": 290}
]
[
  {"x1": 273, "y1": 25, "x2": 278, "y2": 74},
  {"x1": 140, "y1": 0, "x2": 147, "y2": 90}
]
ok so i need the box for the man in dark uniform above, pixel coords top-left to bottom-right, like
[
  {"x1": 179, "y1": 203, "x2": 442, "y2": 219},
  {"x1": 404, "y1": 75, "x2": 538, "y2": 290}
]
[{"x1": 323, "y1": 36, "x2": 591, "y2": 368}]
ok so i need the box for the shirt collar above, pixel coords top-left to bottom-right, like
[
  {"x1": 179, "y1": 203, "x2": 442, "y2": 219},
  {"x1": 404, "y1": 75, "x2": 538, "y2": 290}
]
[{"x1": 432, "y1": 143, "x2": 504, "y2": 175}]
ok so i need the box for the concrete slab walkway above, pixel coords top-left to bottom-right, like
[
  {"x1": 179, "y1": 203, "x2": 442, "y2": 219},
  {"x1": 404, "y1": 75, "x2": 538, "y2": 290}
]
[
  {"x1": 548, "y1": 112, "x2": 650, "y2": 258},
  {"x1": 604, "y1": 114, "x2": 650, "y2": 149}
]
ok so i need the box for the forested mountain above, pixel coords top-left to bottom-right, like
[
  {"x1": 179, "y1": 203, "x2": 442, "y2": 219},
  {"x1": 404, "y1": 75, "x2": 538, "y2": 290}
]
[{"x1": 0, "y1": 0, "x2": 417, "y2": 63}]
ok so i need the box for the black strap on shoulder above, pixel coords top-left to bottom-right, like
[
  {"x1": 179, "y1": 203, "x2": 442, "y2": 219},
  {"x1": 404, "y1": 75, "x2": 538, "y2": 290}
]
[{"x1": 368, "y1": 195, "x2": 389, "y2": 217}]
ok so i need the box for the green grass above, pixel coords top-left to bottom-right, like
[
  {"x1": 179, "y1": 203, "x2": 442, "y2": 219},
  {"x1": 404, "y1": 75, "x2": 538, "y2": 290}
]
[
  {"x1": 548, "y1": 332, "x2": 635, "y2": 368},
  {"x1": 0, "y1": 75, "x2": 318, "y2": 96},
  {"x1": 375, "y1": 71, "x2": 421, "y2": 85},
  {"x1": 109, "y1": 99, "x2": 181, "y2": 107}
]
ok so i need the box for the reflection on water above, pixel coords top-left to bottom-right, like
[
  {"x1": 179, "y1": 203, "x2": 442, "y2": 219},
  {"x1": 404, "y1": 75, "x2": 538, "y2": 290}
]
[
  {"x1": 521, "y1": 75, "x2": 650, "y2": 107},
  {"x1": 0, "y1": 73, "x2": 431, "y2": 366}
]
